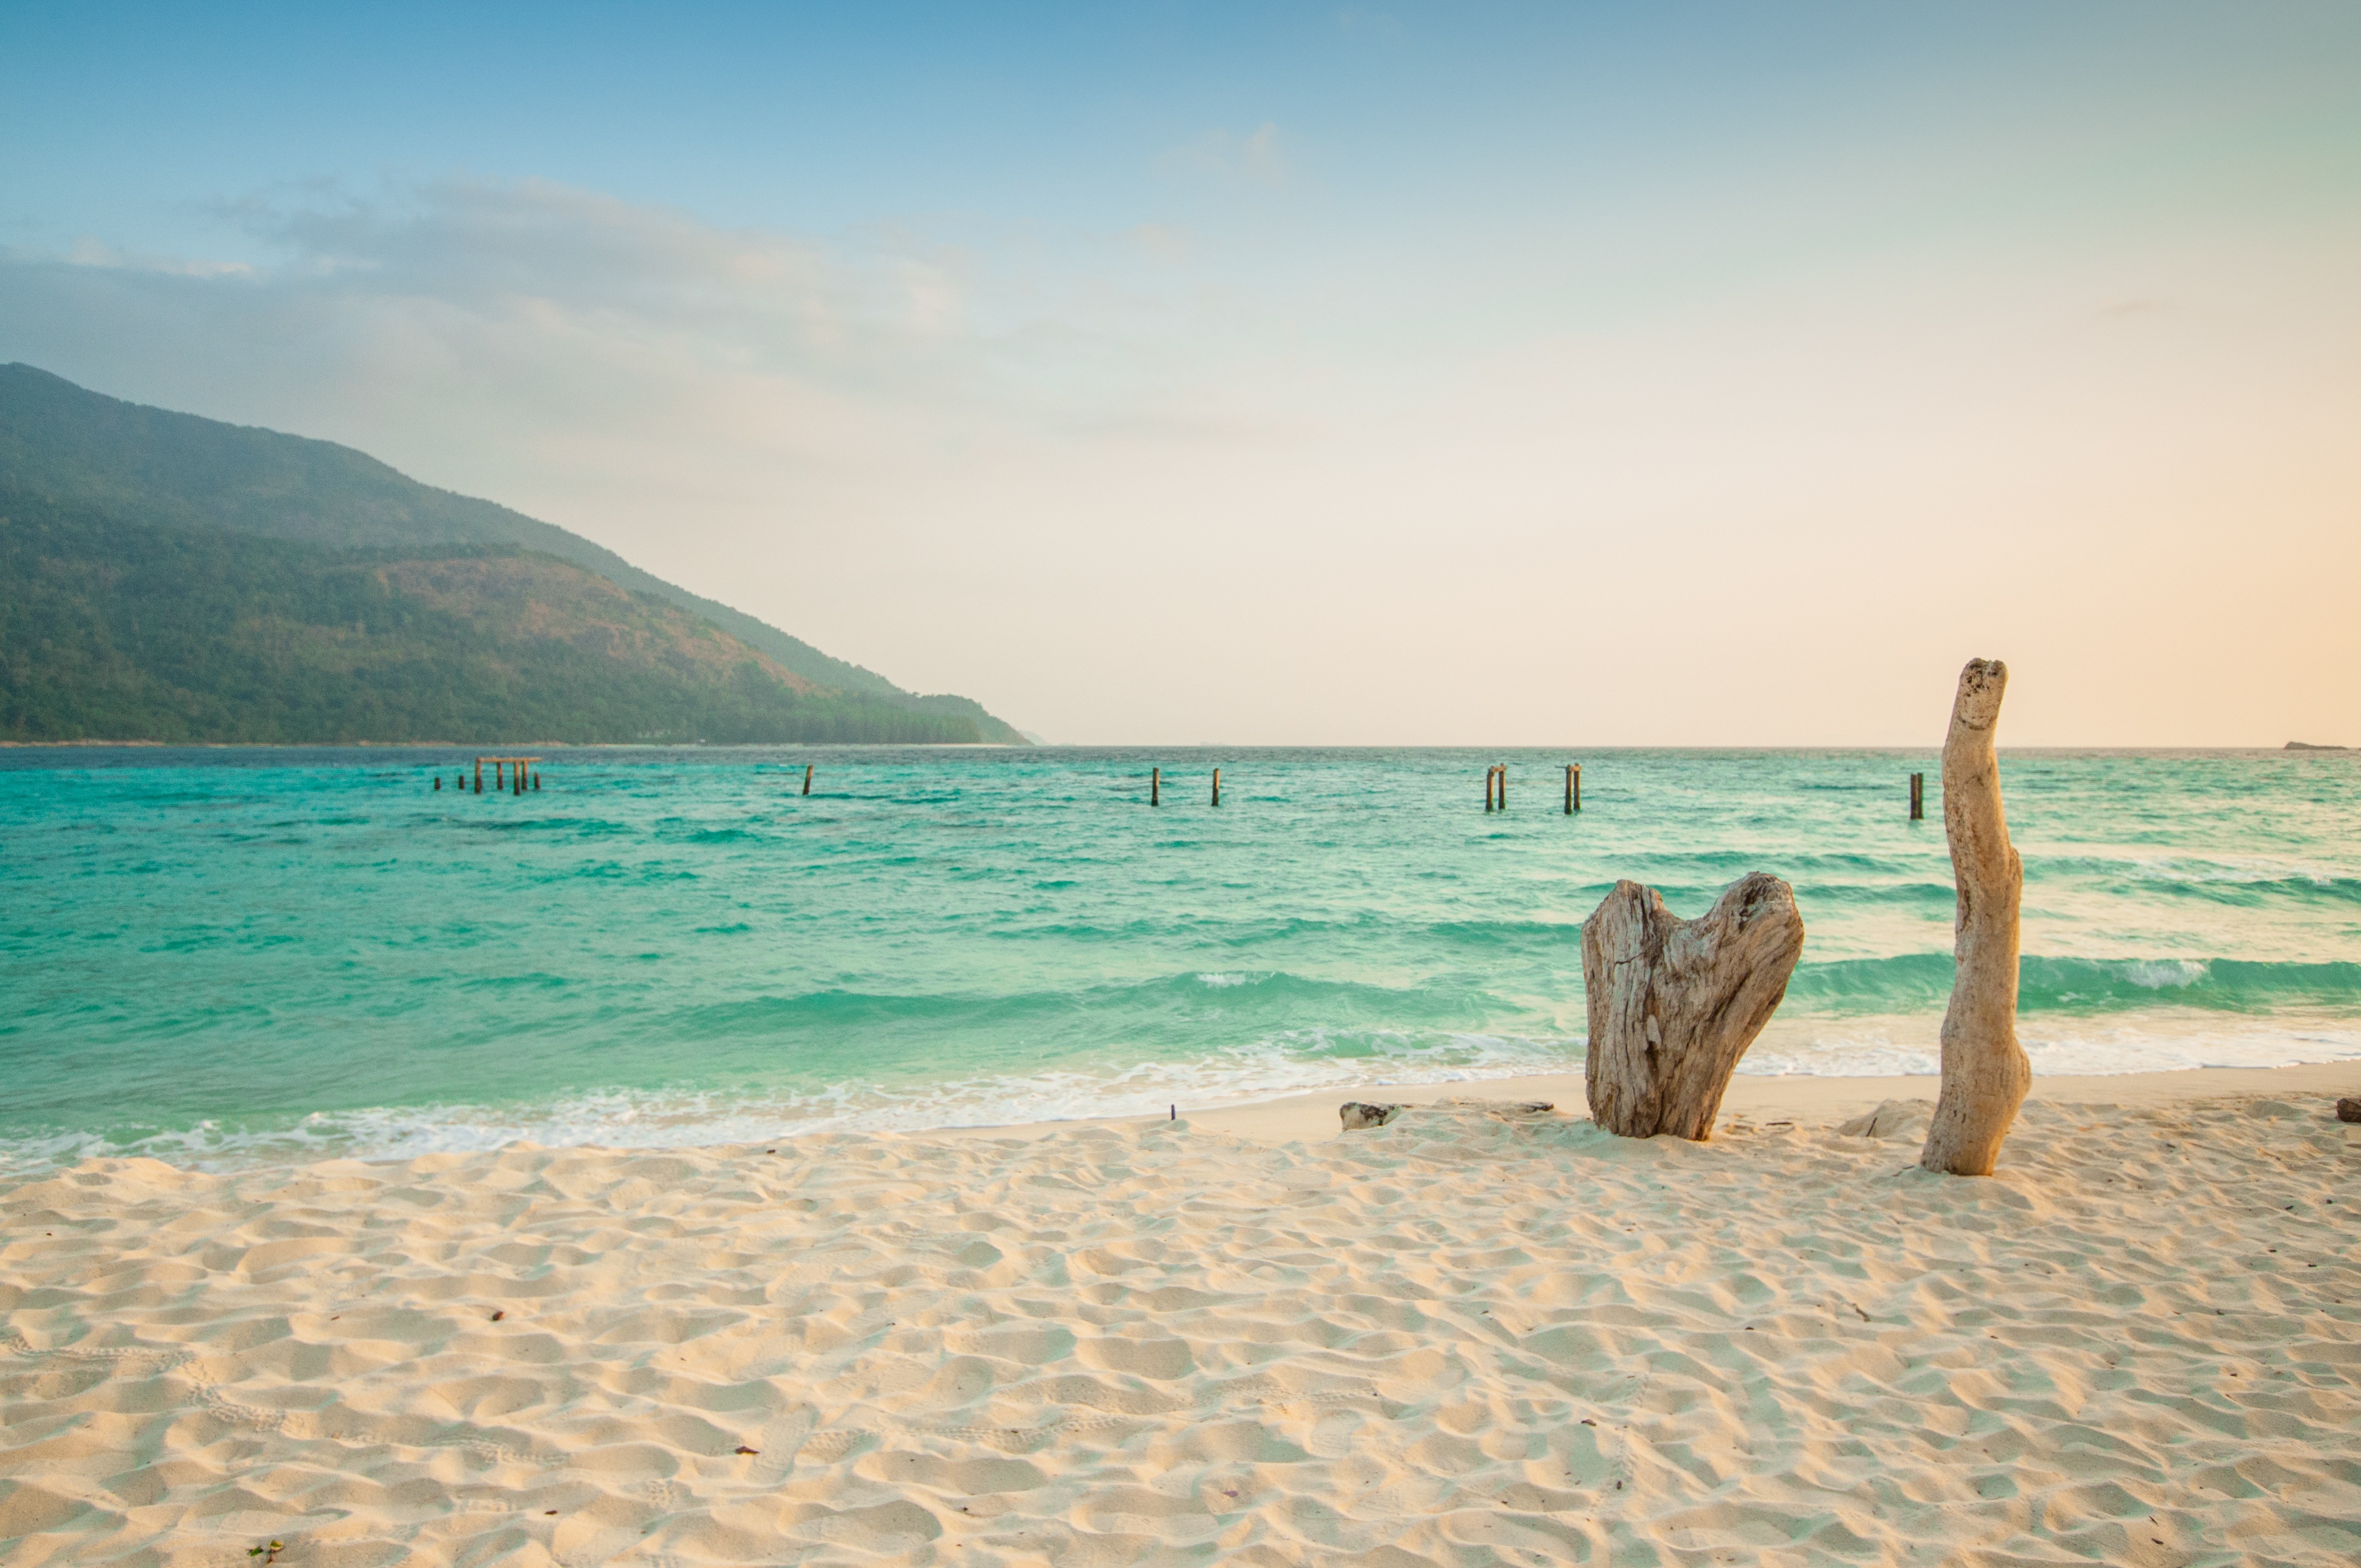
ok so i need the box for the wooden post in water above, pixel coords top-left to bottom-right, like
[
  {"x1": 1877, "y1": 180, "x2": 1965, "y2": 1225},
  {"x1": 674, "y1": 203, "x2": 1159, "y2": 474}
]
[
  {"x1": 1910, "y1": 771, "x2": 1924, "y2": 820},
  {"x1": 474, "y1": 759, "x2": 483, "y2": 793},
  {"x1": 1497, "y1": 764, "x2": 1506, "y2": 810},
  {"x1": 802, "y1": 764, "x2": 813, "y2": 797},
  {"x1": 433, "y1": 776, "x2": 441, "y2": 791},
  {"x1": 1484, "y1": 765, "x2": 1495, "y2": 812},
  {"x1": 1151, "y1": 766, "x2": 1161, "y2": 807},
  {"x1": 1212, "y1": 768, "x2": 1222, "y2": 807},
  {"x1": 1565, "y1": 763, "x2": 1580, "y2": 814},
  {"x1": 532, "y1": 770, "x2": 541, "y2": 792}
]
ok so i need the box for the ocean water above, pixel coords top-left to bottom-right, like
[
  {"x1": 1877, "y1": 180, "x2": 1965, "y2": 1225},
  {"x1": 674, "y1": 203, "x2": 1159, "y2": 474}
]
[{"x1": 3, "y1": 745, "x2": 2357, "y2": 1170}]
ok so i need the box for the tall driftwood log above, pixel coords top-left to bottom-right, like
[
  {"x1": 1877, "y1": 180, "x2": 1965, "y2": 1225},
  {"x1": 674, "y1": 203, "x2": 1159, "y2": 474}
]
[
  {"x1": 1921, "y1": 658, "x2": 2031, "y2": 1175},
  {"x1": 1582, "y1": 873, "x2": 1805, "y2": 1140}
]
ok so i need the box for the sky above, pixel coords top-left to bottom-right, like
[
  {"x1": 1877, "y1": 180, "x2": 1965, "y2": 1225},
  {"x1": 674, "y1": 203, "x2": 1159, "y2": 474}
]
[{"x1": 3, "y1": 2, "x2": 2356, "y2": 744}]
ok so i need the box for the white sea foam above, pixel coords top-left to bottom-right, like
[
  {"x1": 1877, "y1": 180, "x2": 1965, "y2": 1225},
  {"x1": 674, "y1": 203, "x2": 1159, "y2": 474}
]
[
  {"x1": 2118, "y1": 853, "x2": 2353, "y2": 886},
  {"x1": 1739, "y1": 1010, "x2": 2361, "y2": 1080},
  {"x1": 0, "y1": 1027, "x2": 1585, "y2": 1173},
  {"x1": 2124, "y1": 958, "x2": 2208, "y2": 989},
  {"x1": 9, "y1": 1012, "x2": 2360, "y2": 1175}
]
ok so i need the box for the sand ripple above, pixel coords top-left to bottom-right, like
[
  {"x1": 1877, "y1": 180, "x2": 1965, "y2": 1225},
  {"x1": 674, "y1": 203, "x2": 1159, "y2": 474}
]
[{"x1": 4, "y1": 1095, "x2": 2359, "y2": 1565}]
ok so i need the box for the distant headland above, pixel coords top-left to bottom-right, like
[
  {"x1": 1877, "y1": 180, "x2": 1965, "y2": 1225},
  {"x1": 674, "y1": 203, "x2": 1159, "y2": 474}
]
[{"x1": 0, "y1": 364, "x2": 1026, "y2": 747}]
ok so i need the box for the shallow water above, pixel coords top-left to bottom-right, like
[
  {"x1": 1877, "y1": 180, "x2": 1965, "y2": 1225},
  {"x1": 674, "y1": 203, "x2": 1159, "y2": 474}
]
[{"x1": 3, "y1": 745, "x2": 2356, "y2": 1167}]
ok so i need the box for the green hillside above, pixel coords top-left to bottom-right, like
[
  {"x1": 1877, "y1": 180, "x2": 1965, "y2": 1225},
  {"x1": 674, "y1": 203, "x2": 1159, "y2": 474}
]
[
  {"x1": 0, "y1": 364, "x2": 1024, "y2": 744},
  {"x1": 0, "y1": 501, "x2": 988, "y2": 743}
]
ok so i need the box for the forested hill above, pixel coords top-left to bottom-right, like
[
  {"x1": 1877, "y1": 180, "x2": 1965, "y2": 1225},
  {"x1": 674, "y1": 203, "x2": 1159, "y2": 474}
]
[{"x1": 0, "y1": 364, "x2": 1024, "y2": 744}]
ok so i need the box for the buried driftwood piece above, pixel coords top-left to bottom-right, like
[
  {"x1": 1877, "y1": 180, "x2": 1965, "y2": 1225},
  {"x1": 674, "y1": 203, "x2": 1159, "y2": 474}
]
[
  {"x1": 1838, "y1": 1099, "x2": 1935, "y2": 1142},
  {"x1": 1581, "y1": 874, "x2": 1805, "y2": 1140},
  {"x1": 1920, "y1": 658, "x2": 2031, "y2": 1177},
  {"x1": 2337, "y1": 1098, "x2": 2361, "y2": 1124},
  {"x1": 1338, "y1": 1098, "x2": 1554, "y2": 1132}
]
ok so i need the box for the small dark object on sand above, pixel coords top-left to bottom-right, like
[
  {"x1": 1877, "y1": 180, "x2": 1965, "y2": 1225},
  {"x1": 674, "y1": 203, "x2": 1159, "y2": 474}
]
[
  {"x1": 2337, "y1": 1097, "x2": 2361, "y2": 1123},
  {"x1": 735, "y1": 1445, "x2": 759, "y2": 1455},
  {"x1": 490, "y1": 1310, "x2": 504, "y2": 1321}
]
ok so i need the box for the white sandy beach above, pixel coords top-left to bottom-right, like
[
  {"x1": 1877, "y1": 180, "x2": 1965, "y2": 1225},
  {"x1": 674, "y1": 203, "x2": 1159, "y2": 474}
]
[{"x1": 5, "y1": 1063, "x2": 2359, "y2": 1567}]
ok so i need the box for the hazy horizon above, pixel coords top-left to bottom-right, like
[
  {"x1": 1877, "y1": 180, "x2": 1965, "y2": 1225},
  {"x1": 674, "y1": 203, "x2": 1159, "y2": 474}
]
[{"x1": 4, "y1": 3, "x2": 2354, "y2": 747}]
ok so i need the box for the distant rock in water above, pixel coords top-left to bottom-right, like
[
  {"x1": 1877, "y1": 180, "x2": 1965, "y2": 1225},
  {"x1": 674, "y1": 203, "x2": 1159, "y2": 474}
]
[{"x1": 2285, "y1": 742, "x2": 2350, "y2": 751}]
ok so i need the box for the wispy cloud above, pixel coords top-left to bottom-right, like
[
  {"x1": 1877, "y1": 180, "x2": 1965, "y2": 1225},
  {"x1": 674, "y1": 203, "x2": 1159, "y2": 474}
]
[
  {"x1": 1161, "y1": 123, "x2": 1289, "y2": 188},
  {"x1": 14, "y1": 178, "x2": 997, "y2": 368},
  {"x1": 1120, "y1": 222, "x2": 1192, "y2": 264},
  {"x1": 27, "y1": 237, "x2": 257, "y2": 279},
  {"x1": 10, "y1": 180, "x2": 1093, "y2": 492},
  {"x1": 254, "y1": 180, "x2": 976, "y2": 360}
]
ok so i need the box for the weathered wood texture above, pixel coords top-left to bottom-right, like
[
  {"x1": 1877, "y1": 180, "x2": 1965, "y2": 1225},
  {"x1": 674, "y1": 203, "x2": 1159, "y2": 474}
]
[
  {"x1": 1921, "y1": 657, "x2": 2031, "y2": 1176},
  {"x1": 1339, "y1": 1098, "x2": 1555, "y2": 1133},
  {"x1": 1581, "y1": 873, "x2": 1805, "y2": 1140}
]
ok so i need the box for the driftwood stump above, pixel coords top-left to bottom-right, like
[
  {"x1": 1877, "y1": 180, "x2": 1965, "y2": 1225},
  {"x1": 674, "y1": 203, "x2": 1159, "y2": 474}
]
[
  {"x1": 1581, "y1": 873, "x2": 1805, "y2": 1140},
  {"x1": 1921, "y1": 658, "x2": 2032, "y2": 1175}
]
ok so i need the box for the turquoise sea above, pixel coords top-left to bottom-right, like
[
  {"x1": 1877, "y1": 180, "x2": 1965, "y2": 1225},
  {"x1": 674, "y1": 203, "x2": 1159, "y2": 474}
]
[{"x1": 3, "y1": 746, "x2": 2357, "y2": 1170}]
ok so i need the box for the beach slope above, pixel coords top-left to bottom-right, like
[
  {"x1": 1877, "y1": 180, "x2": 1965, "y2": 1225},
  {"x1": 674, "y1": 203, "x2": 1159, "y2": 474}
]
[{"x1": 4, "y1": 1087, "x2": 2358, "y2": 1565}]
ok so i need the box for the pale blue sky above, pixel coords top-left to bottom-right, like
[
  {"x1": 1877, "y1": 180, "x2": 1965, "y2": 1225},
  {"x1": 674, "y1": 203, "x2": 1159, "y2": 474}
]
[{"x1": 4, "y1": 3, "x2": 2356, "y2": 742}]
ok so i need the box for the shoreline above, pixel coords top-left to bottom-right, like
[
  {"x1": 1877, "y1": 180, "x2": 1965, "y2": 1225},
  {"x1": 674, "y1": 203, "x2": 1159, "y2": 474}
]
[
  {"x1": 6, "y1": 1059, "x2": 2357, "y2": 1179},
  {"x1": 1156, "y1": 1057, "x2": 2361, "y2": 1146}
]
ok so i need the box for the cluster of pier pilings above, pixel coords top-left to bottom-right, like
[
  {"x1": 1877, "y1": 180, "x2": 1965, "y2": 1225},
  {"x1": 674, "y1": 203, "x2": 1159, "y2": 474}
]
[
  {"x1": 427, "y1": 760, "x2": 1933, "y2": 816},
  {"x1": 430, "y1": 756, "x2": 541, "y2": 794},
  {"x1": 1479, "y1": 763, "x2": 1582, "y2": 813}
]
